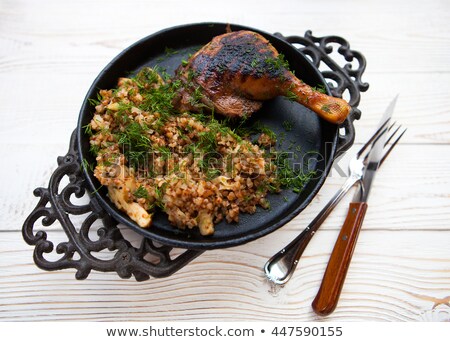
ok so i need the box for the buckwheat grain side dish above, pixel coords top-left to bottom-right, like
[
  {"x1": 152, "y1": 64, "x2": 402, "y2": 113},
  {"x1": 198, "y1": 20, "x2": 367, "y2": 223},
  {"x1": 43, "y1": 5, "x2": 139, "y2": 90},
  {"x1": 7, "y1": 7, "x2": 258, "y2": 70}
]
[{"x1": 85, "y1": 67, "x2": 312, "y2": 236}]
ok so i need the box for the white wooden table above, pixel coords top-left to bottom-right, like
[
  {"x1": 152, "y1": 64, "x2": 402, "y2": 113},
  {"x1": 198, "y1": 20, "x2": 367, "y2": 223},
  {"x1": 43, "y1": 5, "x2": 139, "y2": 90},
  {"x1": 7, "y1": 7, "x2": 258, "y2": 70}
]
[{"x1": 1, "y1": 0, "x2": 449, "y2": 322}]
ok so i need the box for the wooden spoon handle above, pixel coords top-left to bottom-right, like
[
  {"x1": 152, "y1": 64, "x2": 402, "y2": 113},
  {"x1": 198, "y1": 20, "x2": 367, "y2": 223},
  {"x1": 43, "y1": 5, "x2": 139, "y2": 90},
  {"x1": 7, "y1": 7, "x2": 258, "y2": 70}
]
[{"x1": 311, "y1": 202, "x2": 368, "y2": 316}]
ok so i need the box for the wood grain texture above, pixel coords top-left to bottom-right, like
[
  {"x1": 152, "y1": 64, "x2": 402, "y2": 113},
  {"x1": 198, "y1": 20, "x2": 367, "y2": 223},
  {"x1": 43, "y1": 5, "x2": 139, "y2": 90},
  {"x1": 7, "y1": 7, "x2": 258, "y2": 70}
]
[
  {"x1": 1, "y1": 229, "x2": 449, "y2": 321},
  {"x1": 0, "y1": 0, "x2": 449, "y2": 322}
]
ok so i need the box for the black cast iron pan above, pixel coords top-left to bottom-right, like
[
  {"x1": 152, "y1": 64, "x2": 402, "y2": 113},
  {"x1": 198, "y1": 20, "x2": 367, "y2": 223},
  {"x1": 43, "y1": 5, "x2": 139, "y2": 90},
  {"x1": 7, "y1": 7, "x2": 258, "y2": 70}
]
[{"x1": 77, "y1": 22, "x2": 354, "y2": 250}]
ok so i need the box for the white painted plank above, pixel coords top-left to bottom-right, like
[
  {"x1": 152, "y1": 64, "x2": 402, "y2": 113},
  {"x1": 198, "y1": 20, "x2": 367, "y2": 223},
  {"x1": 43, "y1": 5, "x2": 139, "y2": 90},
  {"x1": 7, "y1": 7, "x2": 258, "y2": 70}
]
[
  {"x1": 1, "y1": 0, "x2": 449, "y2": 74},
  {"x1": 1, "y1": 230, "x2": 449, "y2": 321}
]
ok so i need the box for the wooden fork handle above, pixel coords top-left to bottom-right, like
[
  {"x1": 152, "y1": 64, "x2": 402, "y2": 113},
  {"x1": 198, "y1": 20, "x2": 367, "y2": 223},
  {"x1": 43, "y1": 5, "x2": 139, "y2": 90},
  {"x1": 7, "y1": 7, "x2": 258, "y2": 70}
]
[{"x1": 312, "y1": 202, "x2": 368, "y2": 316}]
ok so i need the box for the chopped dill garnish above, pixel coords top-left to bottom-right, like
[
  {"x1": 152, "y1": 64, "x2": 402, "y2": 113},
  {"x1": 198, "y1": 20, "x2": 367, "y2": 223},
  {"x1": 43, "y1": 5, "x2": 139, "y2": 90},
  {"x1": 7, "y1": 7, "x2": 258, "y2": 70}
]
[
  {"x1": 89, "y1": 143, "x2": 101, "y2": 156},
  {"x1": 235, "y1": 120, "x2": 277, "y2": 142},
  {"x1": 272, "y1": 151, "x2": 315, "y2": 194},
  {"x1": 205, "y1": 168, "x2": 221, "y2": 180},
  {"x1": 183, "y1": 142, "x2": 200, "y2": 154},
  {"x1": 198, "y1": 129, "x2": 218, "y2": 152},
  {"x1": 156, "y1": 146, "x2": 171, "y2": 161},
  {"x1": 140, "y1": 85, "x2": 177, "y2": 118},
  {"x1": 312, "y1": 84, "x2": 327, "y2": 94},
  {"x1": 189, "y1": 86, "x2": 204, "y2": 107},
  {"x1": 88, "y1": 98, "x2": 100, "y2": 107},
  {"x1": 196, "y1": 116, "x2": 243, "y2": 153},
  {"x1": 321, "y1": 104, "x2": 331, "y2": 113},
  {"x1": 115, "y1": 121, "x2": 152, "y2": 167},
  {"x1": 278, "y1": 131, "x2": 286, "y2": 145},
  {"x1": 116, "y1": 122, "x2": 151, "y2": 148},
  {"x1": 83, "y1": 123, "x2": 93, "y2": 136},
  {"x1": 81, "y1": 158, "x2": 95, "y2": 173},
  {"x1": 134, "y1": 66, "x2": 162, "y2": 87},
  {"x1": 287, "y1": 141, "x2": 296, "y2": 150},
  {"x1": 265, "y1": 53, "x2": 290, "y2": 72},
  {"x1": 87, "y1": 92, "x2": 102, "y2": 107},
  {"x1": 286, "y1": 90, "x2": 298, "y2": 101},
  {"x1": 164, "y1": 47, "x2": 178, "y2": 57},
  {"x1": 251, "y1": 59, "x2": 259, "y2": 68},
  {"x1": 91, "y1": 184, "x2": 104, "y2": 195},
  {"x1": 154, "y1": 183, "x2": 167, "y2": 209},
  {"x1": 282, "y1": 120, "x2": 294, "y2": 131},
  {"x1": 126, "y1": 150, "x2": 147, "y2": 167},
  {"x1": 134, "y1": 185, "x2": 149, "y2": 199}
]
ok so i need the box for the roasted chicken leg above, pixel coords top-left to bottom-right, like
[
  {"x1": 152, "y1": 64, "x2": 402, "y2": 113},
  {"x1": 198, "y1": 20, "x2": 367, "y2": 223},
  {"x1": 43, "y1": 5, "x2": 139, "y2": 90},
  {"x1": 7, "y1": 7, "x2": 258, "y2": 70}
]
[{"x1": 173, "y1": 30, "x2": 351, "y2": 124}]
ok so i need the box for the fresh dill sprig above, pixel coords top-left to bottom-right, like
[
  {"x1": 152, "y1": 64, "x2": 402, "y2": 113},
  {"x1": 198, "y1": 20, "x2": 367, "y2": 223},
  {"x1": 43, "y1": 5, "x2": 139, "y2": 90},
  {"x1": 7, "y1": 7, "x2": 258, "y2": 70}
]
[
  {"x1": 89, "y1": 143, "x2": 101, "y2": 156},
  {"x1": 156, "y1": 146, "x2": 171, "y2": 161},
  {"x1": 312, "y1": 84, "x2": 327, "y2": 94},
  {"x1": 87, "y1": 92, "x2": 102, "y2": 107},
  {"x1": 134, "y1": 185, "x2": 149, "y2": 199},
  {"x1": 251, "y1": 58, "x2": 259, "y2": 68},
  {"x1": 282, "y1": 120, "x2": 294, "y2": 132},
  {"x1": 264, "y1": 53, "x2": 290, "y2": 72},
  {"x1": 189, "y1": 86, "x2": 204, "y2": 107},
  {"x1": 205, "y1": 168, "x2": 221, "y2": 180},
  {"x1": 286, "y1": 90, "x2": 298, "y2": 101},
  {"x1": 81, "y1": 158, "x2": 95, "y2": 173},
  {"x1": 164, "y1": 47, "x2": 178, "y2": 57},
  {"x1": 272, "y1": 151, "x2": 315, "y2": 193},
  {"x1": 83, "y1": 123, "x2": 93, "y2": 136},
  {"x1": 321, "y1": 104, "x2": 331, "y2": 113},
  {"x1": 141, "y1": 82, "x2": 178, "y2": 118},
  {"x1": 134, "y1": 66, "x2": 162, "y2": 87},
  {"x1": 116, "y1": 122, "x2": 151, "y2": 148},
  {"x1": 115, "y1": 121, "x2": 152, "y2": 168},
  {"x1": 235, "y1": 120, "x2": 277, "y2": 142},
  {"x1": 154, "y1": 183, "x2": 167, "y2": 209}
]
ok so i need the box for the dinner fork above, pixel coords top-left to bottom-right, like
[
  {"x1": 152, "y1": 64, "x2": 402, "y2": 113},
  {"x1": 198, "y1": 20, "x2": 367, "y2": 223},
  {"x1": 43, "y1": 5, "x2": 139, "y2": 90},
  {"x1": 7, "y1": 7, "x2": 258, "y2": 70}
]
[{"x1": 264, "y1": 120, "x2": 406, "y2": 285}]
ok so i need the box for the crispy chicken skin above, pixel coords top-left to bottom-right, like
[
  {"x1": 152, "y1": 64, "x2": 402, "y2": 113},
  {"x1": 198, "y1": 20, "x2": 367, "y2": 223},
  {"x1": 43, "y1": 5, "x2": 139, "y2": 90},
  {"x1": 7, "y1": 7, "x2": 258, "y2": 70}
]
[{"x1": 173, "y1": 30, "x2": 351, "y2": 124}]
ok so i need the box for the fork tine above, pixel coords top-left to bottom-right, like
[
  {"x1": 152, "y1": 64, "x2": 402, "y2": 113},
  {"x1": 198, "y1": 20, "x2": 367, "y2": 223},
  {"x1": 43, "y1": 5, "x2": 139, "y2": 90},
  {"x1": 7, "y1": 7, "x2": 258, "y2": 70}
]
[
  {"x1": 384, "y1": 124, "x2": 401, "y2": 146},
  {"x1": 388, "y1": 120, "x2": 397, "y2": 130},
  {"x1": 361, "y1": 122, "x2": 400, "y2": 164},
  {"x1": 361, "y1": 126, "x2": 389, "y2": 164},
  {"x1": 380, "y1": 128, "x2": 407, "y2": 165},
  {"x1": 356, "y1": 118, "x2": 391, "y2": 159}
]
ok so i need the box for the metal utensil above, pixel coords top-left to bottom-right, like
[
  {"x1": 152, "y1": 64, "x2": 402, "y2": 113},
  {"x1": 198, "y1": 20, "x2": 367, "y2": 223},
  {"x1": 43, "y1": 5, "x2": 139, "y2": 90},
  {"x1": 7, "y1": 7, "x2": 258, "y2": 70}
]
[
  {"x1": 311, "y1": 97, "x2": 405, "y2": 315},
  {"x1": 264, "y1": 96, "x2": 404, "y2": 286}
]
